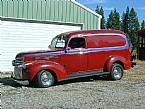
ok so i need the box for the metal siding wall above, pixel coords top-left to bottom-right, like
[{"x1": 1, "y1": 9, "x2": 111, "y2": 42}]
[
  {"x1": 65, "y1": 0, "x2": 70, "y2": 22},
  {"x1": 0, "y1": 20, "x2": 81, "y2": 71},
  {"x1": 0, "y1": 0, "x2": 1, "y2": 16},
  {"x1": 69, "y1": 1, "x2": 73, "y2": 22},
  {"x1": 9, "y1": 1, "x2": 13, "y2": 17},
  {"x1": 2, "y1": 0, "x2": 6, "y2": 17},
  {"x1": 0, "y1": 0, "x2": 99, "y2": 30},
  {"x1": 37, "y1": 0, "x2": 42, "y2": 20},
  {"x1": 77, "y1": 6, "x2": 81, "y2": 23},
  {"x1": 18, "y1": 0, "x2": 22, "y2": 18},
  {"x1": 41, "y1": 0, "x2": 46, "y2": 20},
  {"x1": 45, "y1": 0, "x2": 50, "y2": 21},
  {"x1": 27, "y1": 0, "x2": 32, "y2": 19},
  {"x1": 87, "y1": 13, "x2": 91, "y2": 30},
  {"x1": 73, "y1": 4, "x2": 77, "y2": 23},
  {"x1": 54, "y1": 0, "x2": 59, "y2": 21},
  {"x1": 80, "y1": 8, "x2": 85, "y2": 25},
  {"x1": 50, "y1": 0, "x2": 54, "y2": 21},
  {"x1": 84, "y1": 10, "x2": 88, "y2": 30},
  {"x1": 32, "y1": 0, "x2": 37, "y2": 19},
  {"x1": 13, "y1": 0, "x2": 18, "y2": 18},
  {"x1": 24, "y1": 0, "x2": 28, "y2": 19},
  {"x1": 62, "y1": 0, "x2": 67, "y2": 22}
]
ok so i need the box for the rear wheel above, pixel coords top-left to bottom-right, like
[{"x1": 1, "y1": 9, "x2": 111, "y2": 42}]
[
  {"x1": 36, "y1": 70, "x2": 55, "y2": 88},
  {"x1": 110, "y1": 63, "x2": 124, "y2": 80}
]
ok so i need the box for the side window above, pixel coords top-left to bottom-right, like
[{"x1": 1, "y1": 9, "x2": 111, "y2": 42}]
[{"x1": 68, "y1": 38, "x2": 85, "y2": 49}]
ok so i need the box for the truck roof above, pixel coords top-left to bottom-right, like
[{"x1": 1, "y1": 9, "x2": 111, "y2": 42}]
[{"x1": 64, "y1": 30, "x2": 126, "y2": 38}]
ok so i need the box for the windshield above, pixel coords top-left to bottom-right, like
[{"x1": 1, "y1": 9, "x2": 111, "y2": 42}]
[{"x1": 50, "y1": 34, "x2": 68, "y2": 50}]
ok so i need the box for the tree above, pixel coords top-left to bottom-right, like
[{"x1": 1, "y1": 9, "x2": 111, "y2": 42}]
[
  {"x1": 95, "y1": 6, "x2": 106, "y2": 29},
  {"x1": 106, "y1": 11, "x2": 113, "y2": 29},
  {"x1": 95, "y1": 5, "x2": 100, "y2": 14},
  {"x1": 99, "y1": 7, "x2": 106, "y2": 29},
  {"x1": 121, "y1": 6, "x2": 130, "y2": 35},
  {"x1": 141, "y1": 20, "x2": 145, "y2": 29},
  {"x1": 106, "y1": 8, "x2": 121, "y2": 30},
  {"x1": 128, "y1": 8, "x2": 140, "y2": 47},
  {"x1": 113, "y1": 9, "x2": 121, "y2": 30},
  {"x1": 129, "y1": 8, "x2": 140, "y2": 32}
]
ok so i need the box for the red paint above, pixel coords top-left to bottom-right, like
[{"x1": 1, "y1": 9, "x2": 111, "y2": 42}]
[{"x1": 12, "y1": 30, "x2": 131, "y2": 81}]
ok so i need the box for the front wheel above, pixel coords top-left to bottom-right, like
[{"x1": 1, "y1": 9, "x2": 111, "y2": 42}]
[
  {"x1": 110, "y1": 63, "x2": 124, "y2": 80},
  {"x1": 36, "y1": 70, "x2": 55, "y2": 88}
]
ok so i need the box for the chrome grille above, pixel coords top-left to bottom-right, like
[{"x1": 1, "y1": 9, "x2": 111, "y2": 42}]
[{"x1": 13, "y1": 67, "x2": 23, "y2": 79}]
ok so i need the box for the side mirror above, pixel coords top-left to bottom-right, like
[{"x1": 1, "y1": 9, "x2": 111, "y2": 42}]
[{"x1": 66, "y1": 47, "x2": 71, "y2": 50}]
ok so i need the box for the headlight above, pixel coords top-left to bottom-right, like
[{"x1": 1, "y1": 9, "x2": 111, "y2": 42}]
[
  {"x1": 18, "y1": 63, "x2": 26, "y2": 69},
  {"x1": 12, "y1": 57, "x2": 24, "y2": 66},
  {"x1": 16, "y1": 57, "x2": 24, "y2": 62}
]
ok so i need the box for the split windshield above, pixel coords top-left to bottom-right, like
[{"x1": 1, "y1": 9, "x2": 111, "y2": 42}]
[{"x1": 50, "y1": 34, "x2": 68, "y2": 50}]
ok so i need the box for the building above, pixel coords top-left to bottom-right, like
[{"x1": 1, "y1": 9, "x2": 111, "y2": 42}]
[
  {"x1": 0, "y1": 0, "x2": 102, "y2": 71},
  {"x1": 137, "y1": 29, "x2": 145, "y2": 60}
]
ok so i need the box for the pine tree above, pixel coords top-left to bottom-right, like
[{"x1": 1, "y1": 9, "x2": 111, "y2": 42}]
[
  {"x1": 141, "y1": 20, "x2": 145, "y2": 29},
  {"x1": 99, "y1": 7, "x2": 106, "y2": 29},
  {"x1": 121, "y1": 6, "x2": 130, "y2": 35},
  {"x1": 106, "y1": 9, "x2": 121, "y2": 30},
  {"x1": 113, "y1": 9, "x2": 121, "y2": 30},
  {"x1": 106, "y1": 11, "x2": 113, "y2": 29},
  {"x1": 95, "y1": 6, "x2": 106, "y2": 29},
  {"x1": 129, "y1": 8, "x2": 140, "y2": 32},
  {"x1": 95, "y1": 5, "x2": 100, "y2": 14},
  {"x1": 128, "y1": 8, "x2": 140, "y2": 47}
]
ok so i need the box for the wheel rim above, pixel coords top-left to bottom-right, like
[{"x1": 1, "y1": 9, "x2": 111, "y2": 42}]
[
  {"x1": 40, "y1": 71, "x2": 53, "y2": 86},
  {"x1": 113, "y1": 66, "x2": 122, "y2": 80}
]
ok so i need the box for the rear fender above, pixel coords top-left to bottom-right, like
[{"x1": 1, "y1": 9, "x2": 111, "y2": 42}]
[
  {"x1": 105, "y1": 56, "x2": 126, "y2": 72},
  {"x1": 28, "y1": 61, "x2": 67, "y2": 81}
]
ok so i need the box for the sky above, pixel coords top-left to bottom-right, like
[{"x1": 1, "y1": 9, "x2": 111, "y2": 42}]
[{"x1": 76, "y1": 0, "x2": 145, "y2": 22}]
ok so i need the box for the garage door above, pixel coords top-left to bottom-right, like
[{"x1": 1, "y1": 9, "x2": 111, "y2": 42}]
[{"x1": 0, "y1": 20, "x2": 81, "y2": 71}]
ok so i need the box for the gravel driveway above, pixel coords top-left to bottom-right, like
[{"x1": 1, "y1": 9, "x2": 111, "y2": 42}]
[{"x1": 0, "y1": 61, "x2": 145, "y2": 109}]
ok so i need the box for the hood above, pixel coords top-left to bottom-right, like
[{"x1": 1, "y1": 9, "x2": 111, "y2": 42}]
[{"x1": 16, "y1": 49, "x2": 64, "y2": 58}]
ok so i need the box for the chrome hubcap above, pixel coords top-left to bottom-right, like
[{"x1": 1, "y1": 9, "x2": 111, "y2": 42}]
[
  {"x1": 113, "y1": 67, "x2": 122, "y2": 80},
  {"x1": 41, "y1": 71, "x2": 53, "y2": 86}
]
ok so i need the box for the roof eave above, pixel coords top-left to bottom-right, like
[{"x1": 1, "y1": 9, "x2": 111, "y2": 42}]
[{"x1": 71, "y1": 0, "x2": 102, "y2": 19}]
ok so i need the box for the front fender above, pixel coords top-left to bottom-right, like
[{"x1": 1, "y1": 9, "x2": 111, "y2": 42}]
[
  {"x1": 106, "y1": 56, "x2": 127, "y2": 72},
  {"x1": 28, "y1": 60, "x2": 67, "y2": 81}
]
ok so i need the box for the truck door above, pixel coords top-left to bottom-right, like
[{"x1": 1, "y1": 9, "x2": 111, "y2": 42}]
[
  {"x1": 62, "y1": 37, "x2": 87, "y2": 74},
  {"x1": 86, "y1": 36, "x2": 105, "y2": 71}
]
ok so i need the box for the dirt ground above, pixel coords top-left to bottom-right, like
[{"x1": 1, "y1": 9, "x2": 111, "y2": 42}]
[{"x1": 0, "y1": 61, "x2": 145, "y2": 109}]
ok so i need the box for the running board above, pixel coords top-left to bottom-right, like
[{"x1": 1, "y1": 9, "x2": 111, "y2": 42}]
[{"x1": 60, "y1": 71, "x2": 110, "y2": 81}]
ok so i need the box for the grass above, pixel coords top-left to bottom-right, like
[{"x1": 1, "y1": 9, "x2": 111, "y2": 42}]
[{"x1": 123, "y1": 60, "x2": 145, "y2": 81}]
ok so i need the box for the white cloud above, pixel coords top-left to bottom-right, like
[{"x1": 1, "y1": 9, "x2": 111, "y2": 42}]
[
  {"x1": 78, "y1": 0, "x2": 106, "y2": 5},
  {"x1": 104, "y1": 7, "x2": 114, "y2": 11},
  {"x1": 139, "y1": 7, "x2": 145, "y2": 10}
]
